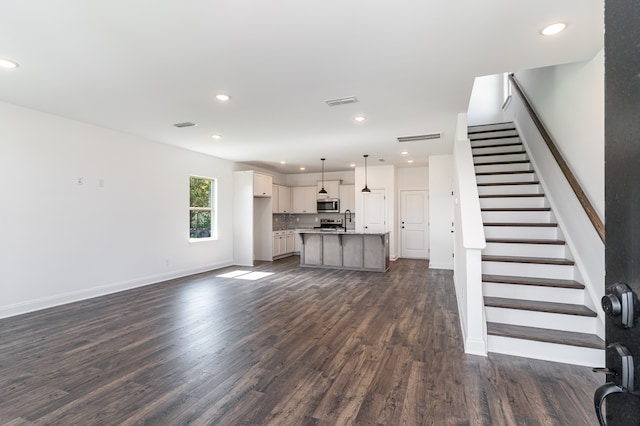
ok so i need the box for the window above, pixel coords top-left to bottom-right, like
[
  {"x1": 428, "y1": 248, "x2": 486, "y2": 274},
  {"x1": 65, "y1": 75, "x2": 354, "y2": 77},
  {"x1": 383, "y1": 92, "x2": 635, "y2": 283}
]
[{"x1": 190, "y1": 176, "x2": 217, "y2": 240}]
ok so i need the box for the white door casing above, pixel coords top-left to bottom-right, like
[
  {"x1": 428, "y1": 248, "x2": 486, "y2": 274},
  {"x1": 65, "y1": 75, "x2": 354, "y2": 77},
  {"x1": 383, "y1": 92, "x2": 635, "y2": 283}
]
[{"x1": 400, "y1": 190, "x2": 429, "y2": 259}]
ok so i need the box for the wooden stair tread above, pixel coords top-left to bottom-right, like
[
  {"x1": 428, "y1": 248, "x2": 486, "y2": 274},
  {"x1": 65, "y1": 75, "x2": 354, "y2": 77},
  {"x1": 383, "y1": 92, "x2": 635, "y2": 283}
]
[
  {"x1": 480, "y1": 194, "x2": 544, "y2": 198},
  {"x1": 471, "y1": 142, "x2": 522, "y2": 150},
  {"x1": 475, "y1": 159, "x2": 530, "y2": 166},
  {"x1": 482, "y1": 274, "x2": 584, "y2": 289},
  {"x1": 483, "y1": 222, "x2": 556, "y2": 227},
  {"x1": 473, "y1": 150, "x2": 526, "y2": 157},
  {"x1": 482, "y1": 255, "x2": 574, "y2": 265},
  {"x1": 476, "y1": 170, "x2": 534, "y2": 176},
  {"x1": 469, "y1": 134, "x2": 520, "y2": 141},
  {"x1": 485, "y1": 238, "x2": 565, "y2": 245},
  {"x1": 484, "y1": 297, "x2": 597, "y2": 317},
  {"x1": 487, "y1": 322, "x2": 605, "y2": 349},
  {"x1": 482, "y1": 207, "x2": 550, "y2": 211},
  {"x1": 477, "y1": 181, "x2": 540, "y2": 186}
]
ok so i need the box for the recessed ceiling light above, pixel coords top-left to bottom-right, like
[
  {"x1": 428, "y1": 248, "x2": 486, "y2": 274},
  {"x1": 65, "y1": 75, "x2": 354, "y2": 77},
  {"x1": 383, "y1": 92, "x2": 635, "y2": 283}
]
[
  {"x1": 354, "y1": 115, "x2": 366, "y2": 122},
  {"x1": 401, "y1": 151, "x2": 408, "y2": 155},
  {"x1": 216, "y1": 94, "x2": 231, "y2": 102},
  {"x1": 300, "y1": 167, "x2": 305, "y2": 171},
  {"x1": 280, "y1": 161, "x2": 286, "y2": 164},
  {"x1": 350, "y1": 163, "x2": 356, "y2": 168},
  {"x1": 211, "y1": 134, "x2": 222, "y2": 139},
  {"x1": 0, "y1": 58, "x2": 19, "y2": 69},
  {"x1": 408, "y1": 160, "x2": 414, "y2": 163},
  {"x1": 541, "y1": 22, "x2": 567, "y2": 36}
]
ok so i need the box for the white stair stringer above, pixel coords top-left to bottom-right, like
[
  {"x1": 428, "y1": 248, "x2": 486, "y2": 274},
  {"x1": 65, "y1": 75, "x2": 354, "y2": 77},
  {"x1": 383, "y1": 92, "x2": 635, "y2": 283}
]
[{"x1": 469, "y1": 122, "x2": 605, "y2": 366}]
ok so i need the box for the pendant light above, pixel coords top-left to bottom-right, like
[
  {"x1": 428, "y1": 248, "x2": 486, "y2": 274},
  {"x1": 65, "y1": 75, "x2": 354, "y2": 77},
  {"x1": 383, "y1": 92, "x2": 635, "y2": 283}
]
[
  {"x1": 319, "y1": 158, "x2": 328, "y2": 194},
  {"x1": 361, "y1": 154, "x2": 371, "y2": 193}
]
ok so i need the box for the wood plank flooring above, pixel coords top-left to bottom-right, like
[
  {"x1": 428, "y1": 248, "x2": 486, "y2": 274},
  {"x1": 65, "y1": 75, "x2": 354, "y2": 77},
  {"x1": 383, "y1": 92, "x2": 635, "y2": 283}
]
[{"x1": 0, "y1": 257, "x2": 601, "y2": 425}]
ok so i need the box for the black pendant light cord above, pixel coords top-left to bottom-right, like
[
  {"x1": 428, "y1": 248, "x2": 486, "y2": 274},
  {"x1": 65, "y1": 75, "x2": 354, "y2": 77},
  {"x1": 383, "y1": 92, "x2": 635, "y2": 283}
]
[
  {"x1": 362, "y1": 154, "x2": 371, "y2": 193},
  {"x1": 319, "y1": 158, "x2": 328, "y2": 194}
]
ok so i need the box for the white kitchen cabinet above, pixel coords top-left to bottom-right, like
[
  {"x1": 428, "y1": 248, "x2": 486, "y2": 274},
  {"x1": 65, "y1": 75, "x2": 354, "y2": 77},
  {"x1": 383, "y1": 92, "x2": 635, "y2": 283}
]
[
  {"x1": 292, "y1": 186, "x2": 317, "y2": 213},
  {"x1": 273, "y1": 231, "x2": 285, "y2": 257},
  {"x1": 285, "y1": 231, "x2": 295, "y2": 253},
  {"x1": 316, "y1": 180, "x2": 340, "y2": 199},
  {"x1": 272, "y1": 185, "x2": 292, "y2": 213},
  {"x1": 253, "y1": 173, "x2": 272, "y2": 197},
  {"x1": 272, "y1": 184, "x2": 279, "y2": 213},
  {"x1": 273, "y1": 230, "x2": 295, "y2": 259},
  {"x1": 339, "y1": 184, "x2": 355, "y2": 213},
  {"x1": 278, "y1": 185, "x2": 292, "y2": 213}
]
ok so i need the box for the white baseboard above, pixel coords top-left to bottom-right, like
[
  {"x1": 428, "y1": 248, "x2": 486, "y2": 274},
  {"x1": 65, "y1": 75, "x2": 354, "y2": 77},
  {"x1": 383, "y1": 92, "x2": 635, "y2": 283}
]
[{"x1": 0, "y1": 259, "x2": 234, "y2": 319}]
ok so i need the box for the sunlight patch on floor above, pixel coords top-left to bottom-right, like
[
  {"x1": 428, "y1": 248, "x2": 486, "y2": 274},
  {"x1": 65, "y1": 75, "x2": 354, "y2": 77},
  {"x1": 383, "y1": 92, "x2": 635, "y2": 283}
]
[{"x1": 216, "y1": 270, "x2": 274, "y2": 280}]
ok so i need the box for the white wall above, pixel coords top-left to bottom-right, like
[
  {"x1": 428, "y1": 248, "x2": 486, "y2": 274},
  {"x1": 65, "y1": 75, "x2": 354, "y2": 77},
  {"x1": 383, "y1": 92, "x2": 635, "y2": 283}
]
[
  {"x1": 468, "y1": 74, "x2": 506, "y2": 126},
  {"x1": 0, "y1": 101, "x2": 235, "y2": 318},
  {"x1": 513, "y1": 49, "x2": 604, "y2": 218},
  {"x1": 286, "y1": 170, "x2": 355, "y2": 187},
  {"x1": 428, "y1": 155, "x2": 454, "y2": 269},
  {"x1": 505, "y1": 56, "x2": 605, "y2": 335},
  {"x1": 397, "y1": 167, "x2": 428, "y2": 189}
]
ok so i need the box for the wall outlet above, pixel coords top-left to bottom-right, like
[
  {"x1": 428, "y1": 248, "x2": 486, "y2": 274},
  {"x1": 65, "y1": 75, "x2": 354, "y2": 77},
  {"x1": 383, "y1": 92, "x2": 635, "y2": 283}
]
[{"x1": 77, "y1": 177, "x2": 83, "y2": 185}]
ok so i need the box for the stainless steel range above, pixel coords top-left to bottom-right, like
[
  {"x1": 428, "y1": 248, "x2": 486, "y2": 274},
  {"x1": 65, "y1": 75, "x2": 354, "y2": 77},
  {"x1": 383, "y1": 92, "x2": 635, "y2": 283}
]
[{"x1": 318, "y1": 218, "x2": 343, "y2": 230}]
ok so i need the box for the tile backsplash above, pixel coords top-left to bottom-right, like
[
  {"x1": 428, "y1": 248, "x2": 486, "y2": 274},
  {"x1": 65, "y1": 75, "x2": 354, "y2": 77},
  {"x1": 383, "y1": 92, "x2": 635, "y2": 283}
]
[{"x1": 273, "y1": 213, "x2": 356, "y2": 231}]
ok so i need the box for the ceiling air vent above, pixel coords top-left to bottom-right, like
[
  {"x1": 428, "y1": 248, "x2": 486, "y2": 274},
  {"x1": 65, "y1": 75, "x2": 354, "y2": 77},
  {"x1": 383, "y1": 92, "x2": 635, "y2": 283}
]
[
  {"x1": 397, "y1": 132, "x2": 442, "y2": 142},
  {"x1": 173, "y1": 121, "x2": 197, "y2": 128},
  {"x1": 325, "y1": 96, "x2": 358, "y2": 107}
]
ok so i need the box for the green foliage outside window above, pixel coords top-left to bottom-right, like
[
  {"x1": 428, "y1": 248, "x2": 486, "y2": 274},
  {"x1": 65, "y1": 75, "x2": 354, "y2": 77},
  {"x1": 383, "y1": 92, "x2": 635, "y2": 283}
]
[{"x1": 190, "y1": 177, "x2": 214, "y2": 238}]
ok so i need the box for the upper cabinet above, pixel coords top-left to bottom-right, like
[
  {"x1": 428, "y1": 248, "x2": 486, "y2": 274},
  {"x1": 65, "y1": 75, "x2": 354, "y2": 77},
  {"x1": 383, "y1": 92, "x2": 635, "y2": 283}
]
[
  {"x1": 253, "y1": 173, "x2": 273, "y2": 197},
  {"x1": 292, "y1": 186, "x2": 317, "y2": 213},
  {"x1": 316, "y1": 180, "x2": 340, "y2": 199},
  {"x1": 339, "y1": 184, "x2": 355, "y2": 213},
  {"x1": 273, "y1": 184, "x2": 292, "y2": 213}
]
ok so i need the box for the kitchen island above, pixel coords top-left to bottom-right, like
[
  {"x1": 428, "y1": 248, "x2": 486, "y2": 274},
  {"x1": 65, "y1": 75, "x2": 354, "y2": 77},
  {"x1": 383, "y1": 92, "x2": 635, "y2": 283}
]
[{"x1": 297, "y1": 229, "x2": 390, "y2": 272}]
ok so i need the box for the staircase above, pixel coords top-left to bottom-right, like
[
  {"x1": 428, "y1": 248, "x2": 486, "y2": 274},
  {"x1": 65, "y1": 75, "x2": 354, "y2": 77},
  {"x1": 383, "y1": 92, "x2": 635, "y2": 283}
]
[{"x1": 468, "y1": 122, "x2": 604, "y2": 367}]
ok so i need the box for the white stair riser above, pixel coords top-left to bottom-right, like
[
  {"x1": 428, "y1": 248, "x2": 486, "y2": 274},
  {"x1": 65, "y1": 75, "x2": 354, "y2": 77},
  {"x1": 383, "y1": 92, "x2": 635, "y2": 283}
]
[
  {"x1": 475, "y1": 163, "x2": 532, "y2": 173},
  {"x1": 476, "y1": 173, "x2": 537, "y2": 184},
  {"x1": 483, "y1": 242, "x2": 566, "y2": 258},
  {"x1": 483, "y1": 226, "x2": 558, "y2": 239},
  {"x1": 471, "y1": 137, "x2": 522, "y2": 148},
  {"x1": 485, "y1": 307, "x2": 597, "y2": 333},
  {"x1": 474, "y1": 153, "x2": 529, "y2": 164},
  {"x1": 470, "y1": 130, "x2": 519, "y2": 140},
  {"x1": 478, "y1": 185, "x2": 541, "y2": 196},
  {"x1": 483, "y1": 282, "x2": 583, "y2": 304},
  {"x1": 487, "y1": 336, "x2": 604, "y2": 367},
  {"x1": 480, "y1": 197, "x2": 546, "y2": 209},
  {"x1": 472, "y1": 144, "x2": 523, "y2": 155},
  {"x1": 481, "y1": 210, "x2": 551, "y2": 222},
  {"x1": 482, "y1": 261, "x2": 574, "y2": 280}
]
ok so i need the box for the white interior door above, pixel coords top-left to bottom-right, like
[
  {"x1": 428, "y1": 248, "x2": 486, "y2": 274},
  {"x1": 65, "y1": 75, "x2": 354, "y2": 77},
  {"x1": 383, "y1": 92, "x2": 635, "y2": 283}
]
[
  {"x1": 400, "y1": 190, "x2": 429, "y2": 259},
  {"x1": 363, "y1": 189, "x2": 385, "y2": 233}
]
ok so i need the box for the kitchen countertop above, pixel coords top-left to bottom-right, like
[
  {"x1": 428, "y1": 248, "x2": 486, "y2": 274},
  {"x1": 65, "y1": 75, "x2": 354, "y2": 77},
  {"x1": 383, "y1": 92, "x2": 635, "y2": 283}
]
[{"x1": 296, "y1": 228, "x2": 387, "y2": 235}]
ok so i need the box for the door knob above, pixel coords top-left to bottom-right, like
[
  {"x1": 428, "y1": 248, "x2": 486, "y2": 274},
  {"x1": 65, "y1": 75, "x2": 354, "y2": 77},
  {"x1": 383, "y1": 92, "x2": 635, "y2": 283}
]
[{"x1": 602, "y1": 282, "x2": 639, "y2": 329}]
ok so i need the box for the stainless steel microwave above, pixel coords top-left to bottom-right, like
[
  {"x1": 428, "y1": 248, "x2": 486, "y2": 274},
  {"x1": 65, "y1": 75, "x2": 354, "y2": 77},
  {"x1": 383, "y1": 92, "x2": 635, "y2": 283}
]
[{"x1": 317, "y1": 198, "x2": 339, "y2": 212}]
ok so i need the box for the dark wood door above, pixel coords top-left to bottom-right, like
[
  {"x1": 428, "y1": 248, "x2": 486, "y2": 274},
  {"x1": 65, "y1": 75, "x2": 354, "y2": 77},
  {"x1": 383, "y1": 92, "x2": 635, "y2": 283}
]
[{"x1": 603, "y1": 1, "x2": 640, "y2": 424}]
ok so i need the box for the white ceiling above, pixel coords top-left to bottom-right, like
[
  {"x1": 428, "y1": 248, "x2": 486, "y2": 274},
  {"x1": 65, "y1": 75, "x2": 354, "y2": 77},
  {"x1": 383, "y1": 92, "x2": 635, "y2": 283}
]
[{"x1": 0, "y1": 0, "x2": 603, "y2": 173}]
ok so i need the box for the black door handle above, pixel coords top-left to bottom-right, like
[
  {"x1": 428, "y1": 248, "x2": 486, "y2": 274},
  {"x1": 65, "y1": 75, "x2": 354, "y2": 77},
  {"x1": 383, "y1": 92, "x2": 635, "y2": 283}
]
[{"x1": 593, "y1": 343, "x2": 636, "y2": 425}]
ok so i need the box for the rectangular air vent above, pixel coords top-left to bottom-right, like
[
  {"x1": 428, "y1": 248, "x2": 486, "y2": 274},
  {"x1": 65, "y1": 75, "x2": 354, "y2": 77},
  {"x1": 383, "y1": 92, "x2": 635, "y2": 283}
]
[
  {"x1": 325, "y1": 96, "x2": 358, "y2": 107},
  {"x1": 173, "y1": 122, "x2": 197, "y2": 128},
  {"x1": 397, "y1": 132, "x2": 442, "y2": 142}
]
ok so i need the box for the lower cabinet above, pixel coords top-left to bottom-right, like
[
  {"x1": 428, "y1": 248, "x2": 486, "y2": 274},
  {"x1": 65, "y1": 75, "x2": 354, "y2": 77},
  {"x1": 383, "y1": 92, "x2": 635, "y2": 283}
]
[{"x1": 273, "y1": 230, "x2": 296, "y2": 259}]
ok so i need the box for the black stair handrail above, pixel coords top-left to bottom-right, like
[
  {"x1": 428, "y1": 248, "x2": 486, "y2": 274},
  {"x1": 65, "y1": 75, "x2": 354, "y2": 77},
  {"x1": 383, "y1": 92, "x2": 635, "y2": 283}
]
[{"x1": 509, "y1": 74, "x2": 605, "y2": 243}]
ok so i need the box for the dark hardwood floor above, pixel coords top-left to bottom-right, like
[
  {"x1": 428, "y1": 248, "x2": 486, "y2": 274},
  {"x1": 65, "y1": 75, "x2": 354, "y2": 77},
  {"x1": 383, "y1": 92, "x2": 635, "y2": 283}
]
[{"x1": 0, "y1": 257, "x2": 601, "y2": 425}]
